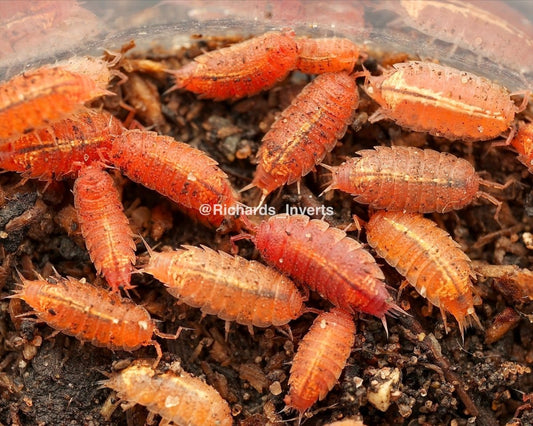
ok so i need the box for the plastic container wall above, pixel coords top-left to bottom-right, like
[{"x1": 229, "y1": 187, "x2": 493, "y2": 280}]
[{"x1": 1, "y1": 0, "x2": 532, "y2": 90}]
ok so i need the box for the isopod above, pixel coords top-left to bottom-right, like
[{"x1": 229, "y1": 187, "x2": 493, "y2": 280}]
[
  {"x1": 323, "y1": 145, "x2": 500, "y2": 213},
  {"x1": 0, "y1": 109, "x2": 124, "y2": 180},
  {"x1": 143, "y1": 245, "x2": 304, "y2": 331},
  {"x1": 285, "y1": 308, "x2": 356, "y2": 415},
  {"x1": 11, "y1": 275, "x2": 165, "y2": 363},
  {"x1": 251, "y1": 214, "x2": 398, "y2": 324},
  {"x1": 295, "y1": 37, "x2": 360, "y2": 74},
  {"x1": 366, "y1": 211, "x2": 480, "y2": 337},
  {"x1": 103, "y1": 360, "x2": 232, "y2": 426},
  {"x1": 363, "y1": 61, "x2": 525, "y2": 142},
  {"x1": 242, "y1": 72, "x2": 358, "y2": 202},
  {"x1": 510, "y1": 121, "x2": 533, "y2": 173},
  {"x1": 110, "y1": 129, "x2": 239, "y2": 229},
  {"x1": 380, "y1": 0, "x2": 533, "y2": 75},
  {"x1": 168, "y1": 30, "x2": 299, "y2": 100},
  {"x1": 0, "y1": 65, "x2": 111, "y2": 141},
  {"x1": 73, "y1": 164, "x2": 136, "y2": 292}
]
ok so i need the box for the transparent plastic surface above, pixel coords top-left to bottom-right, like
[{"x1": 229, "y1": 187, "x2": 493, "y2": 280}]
[{"x1": 1, "y1": 0, "x2": 532, "y2": 90}]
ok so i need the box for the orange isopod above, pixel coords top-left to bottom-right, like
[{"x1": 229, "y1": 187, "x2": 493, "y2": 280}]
[
  {"x1": 110, "y1": 129, "x2": 239, "y2": 229},
  {"x1": 324, "y1": 145, "x2": 497, "y2": 213},
  {"x1": 243, "y1": 72, "x2": 359, "y2": 202},
  {"x1": 252, "y1": 214, "x2": 398, "y2": 325},
  {"x1": 284, "y1": 308, "x2": 356, "y2": 414},
  {"x1": 510, "y1": 121, "x2": 533, "y2": 173},
  {"x1": 103, "y1": 360, "x2": 232, "y2": 426},
  {"x1": 143, "y1": 245, "x2": 305, "y2": 331},
  {"x1": 295, "y1": 37, "x2": 360, "y2": 74},
  {"x1": 0, "y1": 65, "x2": 111, "y2": 141},
  {"x1": 168, "y1": 30, "x2": 299, "y2": 100},
  {"x1": 73, "y1": 164, "x2": 136, "y2": 292},
  {"x1": 363, "y1": 61, "x2": 523, "y2": 142},
  {"x1": 11, "y1": 275, "x2": 164, "y2": 362},
  {"x1": 366, "y1": 211, "x2": 480, "y2": 337},
  {"x1": 0, "y1": 109, "x2": 124, "y2": 180}
]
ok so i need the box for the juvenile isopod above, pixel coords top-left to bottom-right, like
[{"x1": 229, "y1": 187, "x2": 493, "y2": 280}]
[
  {"x1": 323, "y1": 145, "x2": 501, "y2": 213},
  {"x1": 110, "y1": 129, "x2": 240, "y2": 229},
  {"x1": 143, "y1": 245, "x2": 305, "y2": 332},
  {"x1": 363, "y1": 61, "x2": 525, "y2": 142},
  {"x1": 168, "y1": 31, "x2": 299, "y2": 100},
  {"x1": 510, "y1": 121, "x2": 533, "y2": 173},
  {"x1": 102, "y1": 360, "x2": 232, "y2": 426},
  {"x1": 242, "y1": 72, "x2": 358, "y2": 202},
  {"x1": 0, "y1": 109, "x2": 124, "y2": 180},
  {"x1": 285, "y1": 308, "x2": 356, "y2": 415},
  {"x1": 366, "y1": 211, "x2": 481, "y2": 337},
  {"x1": 73, "y1": 164, "x2": 136, "y2": 292},
  {"x1": 250, "y1": 214, "x2": 398, "y2": 325},
  {"x1": 295, "y1": 37, "x2": 360, "y2": 74},
  {"x1": 10, "y1": 275, "x2": 167, "y2": 363},
  {"x1": 0, "y1": 65, "x2": 112, "y2": 141}
]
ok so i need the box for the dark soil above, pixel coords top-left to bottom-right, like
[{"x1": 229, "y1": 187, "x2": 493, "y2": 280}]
[{"x1": 0, "y1": 35, "x2": 531, "y2": 426}]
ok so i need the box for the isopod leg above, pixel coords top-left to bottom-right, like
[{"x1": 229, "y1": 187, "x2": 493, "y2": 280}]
[
  {"x1": 397, "y1": 279, "x2": 410, "y2": 301},
  {"x1": 476, "y1": 191, "x2": 503, "y2": 226},
  {"x1": 154, "y1": 325, "x2": 183, "y2": 340},
  {"x1": 152, "y1": 341, "x2": 163, "y2": 368}
]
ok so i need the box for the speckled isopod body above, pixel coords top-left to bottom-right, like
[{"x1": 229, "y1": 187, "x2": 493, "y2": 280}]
[
  {"x1": 387, "y1": 0, "x2": 533, "y2": 75},
  {"x1": 366, "y1": 211, "x2": 479, "y2": 336},
  {"x1": 169, "y1": 30, "x2": 299, "y2": 100},
  {"x1": 510, "y1": 121, "x2": 533, "y2": 173},
  {"x1": 103, "y1": 360, "x2": 232, "y2": 426},
  {"x1": 12, "y1": 276, "x2": 160, "y2": 356},
  {"x1": 246, "y1": 72, "x2": 359, "y2": 198},
  {"x1": 252, "y1": 214, "x2": 396, "y2": 320},
  {"x1": 73, "y1": 164, "x2": 136, "y2": 292},
  {"x1": 285, "y1": 308, "x2": 356, "y2": 414},
  {"x1": 110, "y1": 129, "x2": 239, "y2": 229},
  {"x1": 0, "y1": 109, "x2": 124, "y2": 180},
  {"x1": 364, "y1": 61, "x2": 519, "y2": 141},
  {"x1": 143, "y1": 245, "x2": 304, "y2": 328},
  {"x1": 295, "y1": 37, "x2": 360, "y2": 74},
  {"x1": 0, "y1": 65, "x2": 110, "y2": 141},
  {"x1": 325, "y1": 146, "x2": 481, "y2": 213}
]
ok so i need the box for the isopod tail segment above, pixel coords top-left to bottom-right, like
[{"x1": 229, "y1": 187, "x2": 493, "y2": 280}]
[{"x1": 317, "y1": 162, "x2": 337, "y2": 197}]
